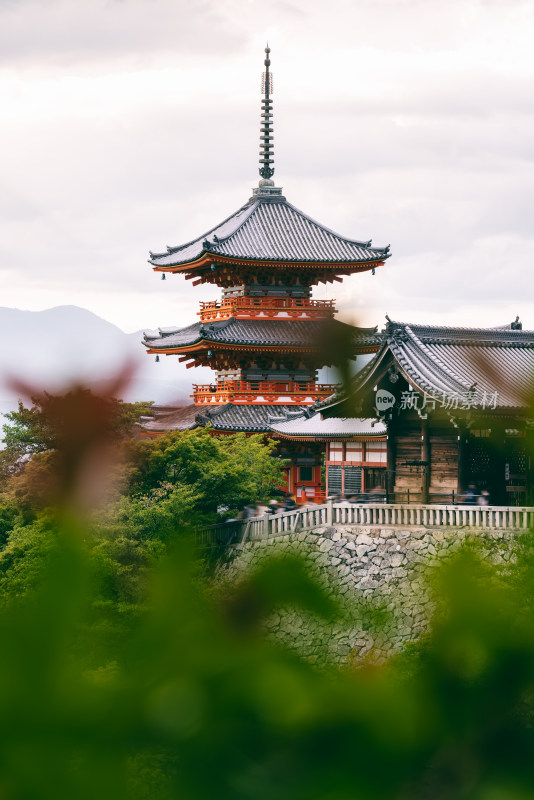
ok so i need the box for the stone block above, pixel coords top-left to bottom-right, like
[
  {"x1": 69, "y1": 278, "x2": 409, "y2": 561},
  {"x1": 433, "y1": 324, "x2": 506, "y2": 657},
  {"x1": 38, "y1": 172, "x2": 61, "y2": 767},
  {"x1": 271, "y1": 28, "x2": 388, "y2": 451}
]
[
  {"x1": 412, "y1": 528, "x2": 427, "y2": 539},
  {"x1": 319, "y1": 539, "x2": 334, "y2": 552},
  {"x1": 405, "y1": 539, "x2": 424, "y2": 550},
  {"x1": 359, "y1": 578, "x2": 379, "y2": 589}
]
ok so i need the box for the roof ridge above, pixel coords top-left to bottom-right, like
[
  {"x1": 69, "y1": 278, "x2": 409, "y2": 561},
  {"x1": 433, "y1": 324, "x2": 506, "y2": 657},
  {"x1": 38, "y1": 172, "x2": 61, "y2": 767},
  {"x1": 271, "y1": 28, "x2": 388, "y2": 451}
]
[
  {"x1": 280, "y1": 199, "x2": 390, "y2": 253},
  {"x1": 149, "y1": 200, "x2": 257, "y2": 259},
  {"x1": 207, "y1": 200, "x2": 265, "y2": 246},
  {"x1": 311, "y1": 342, "x2": 388, "y2": 411},
  {"x1": 199, "y1": 403, "x2": 233, "y2": 419},
  {"x1": 211, "y1": 195, "x2": 389, "y2": 254},
  {"x1": 388, "y1": 320, "x2": 534, "y2": 336},
  {"x1": 398, "y1": 325, "x2": 469, "y2": 393}
]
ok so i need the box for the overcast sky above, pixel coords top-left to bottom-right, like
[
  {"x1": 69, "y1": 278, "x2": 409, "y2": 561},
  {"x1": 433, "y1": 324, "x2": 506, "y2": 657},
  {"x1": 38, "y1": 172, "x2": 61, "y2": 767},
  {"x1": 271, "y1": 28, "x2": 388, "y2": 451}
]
[{"x1": 1, "y1": 0, "x2": 534, "y2": 334}]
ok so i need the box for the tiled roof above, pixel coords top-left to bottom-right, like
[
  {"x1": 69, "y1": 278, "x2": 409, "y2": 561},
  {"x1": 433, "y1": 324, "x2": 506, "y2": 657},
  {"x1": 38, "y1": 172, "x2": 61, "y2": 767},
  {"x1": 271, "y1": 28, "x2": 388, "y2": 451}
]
[
  {"x1": 140, "y1": 401, "x2": 387, "y2": 438},
  {"x1": 198, "y1": 403, "x2": 310, "y2": 433},
  {"x1": 387, "y1": 322, "x2": 534, "y2": 408},
  {"x1": 321, "y1": 320, "x2": 534, "y2": 411},
  {"x1": 143, "y1": 318, "x2": 380, "y2": 351},
  {"x1": 141, "y1": 404, "x2": 200, "y2": 432},
  {"x1": 149, "y1": 195, "x2": 390, "y2": 267},
  {"x1": 140, "y1": 403, "x2": 313, "y2": 434},
  {"x1": 269, "y1": 414, "x2": 387, "y2": 438}
]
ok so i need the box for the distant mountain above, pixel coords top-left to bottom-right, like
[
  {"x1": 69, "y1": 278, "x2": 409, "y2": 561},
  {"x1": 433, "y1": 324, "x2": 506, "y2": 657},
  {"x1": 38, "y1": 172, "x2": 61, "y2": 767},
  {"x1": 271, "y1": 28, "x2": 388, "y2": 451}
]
[{"x1": 0, "y1": 305, "x2": 211, "y2": 410}]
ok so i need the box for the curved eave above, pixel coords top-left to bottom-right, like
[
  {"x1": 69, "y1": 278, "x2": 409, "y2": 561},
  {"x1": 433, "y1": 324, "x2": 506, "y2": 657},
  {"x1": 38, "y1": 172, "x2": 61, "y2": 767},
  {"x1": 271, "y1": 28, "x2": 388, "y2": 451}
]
[
  {"x1": 322, "y1": 339, "x2": 529, "y2": 413},
  {"x1": 145, "y1": 341, "x2": 381, "y2": 356},
  {"x1": 313, "y1": 343, "x2": 389, "y2": 413},
  {"x1": 272, "y1": 432, "x2": 387, "y2": 441},
  {"x1": 145, "y1": 341, "x2": 346, "y2": 355},
  {"x1": 150, "y1": 252, "x2": 389, "y2": 274}
]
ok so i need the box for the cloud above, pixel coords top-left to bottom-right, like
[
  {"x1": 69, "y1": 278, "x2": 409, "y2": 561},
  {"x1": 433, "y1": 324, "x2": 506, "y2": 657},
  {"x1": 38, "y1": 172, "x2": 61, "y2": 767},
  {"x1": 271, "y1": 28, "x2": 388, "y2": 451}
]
[
  {"x1": 0, "y1": 0, "x2": 245, "y2": 66},
  {"x1": 1, "y1": 0, "x2": 533, "y2": 339}
]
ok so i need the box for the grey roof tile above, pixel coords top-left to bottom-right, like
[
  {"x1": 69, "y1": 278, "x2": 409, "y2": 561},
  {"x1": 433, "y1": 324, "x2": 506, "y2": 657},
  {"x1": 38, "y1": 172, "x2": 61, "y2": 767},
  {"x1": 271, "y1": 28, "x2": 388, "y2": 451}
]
[
  {"x1": 321, "y1": 321, "x2": 534, "y2": 411},
  {"x1": 270, "y1": 414, "x2": 387, "y2": 438},
  {"x1": 387, "y1": 322, "x2": 534, "y2": 407},
  {"x1": 143, "y1": 318, "x2": 379, "y2": 351},
  {"x1": 198, "y1": 403, "x2": 309, "y2": 432},
  {"x1": 141, "y1": 404, "x2": 200, "y2": 432},
  {"x1": 141, "y1": 402, "x2": 387, "y2": 437},
  {"x1": 149, "y1": 196, "x2": 390, "y2": 267}
]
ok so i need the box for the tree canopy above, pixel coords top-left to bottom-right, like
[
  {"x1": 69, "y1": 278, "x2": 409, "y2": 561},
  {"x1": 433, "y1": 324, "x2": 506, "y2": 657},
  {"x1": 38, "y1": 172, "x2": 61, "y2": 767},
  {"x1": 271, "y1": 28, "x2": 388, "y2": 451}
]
[{"x1": 124, "y1": 428, "x2": 286, "y2": 513}]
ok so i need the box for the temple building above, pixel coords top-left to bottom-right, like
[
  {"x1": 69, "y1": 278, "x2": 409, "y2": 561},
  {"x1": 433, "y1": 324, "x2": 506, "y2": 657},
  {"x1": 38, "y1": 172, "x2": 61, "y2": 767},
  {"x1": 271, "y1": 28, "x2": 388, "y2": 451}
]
[
  {"x1": 292, "y1": 318, "x2": 534, "y2": 504},
  {"x1": 141, "y1": 48, "x2": 534, "y2": 507},
  {"x1": 142, "y1": 46, "x2": 390, "y2": 502}
]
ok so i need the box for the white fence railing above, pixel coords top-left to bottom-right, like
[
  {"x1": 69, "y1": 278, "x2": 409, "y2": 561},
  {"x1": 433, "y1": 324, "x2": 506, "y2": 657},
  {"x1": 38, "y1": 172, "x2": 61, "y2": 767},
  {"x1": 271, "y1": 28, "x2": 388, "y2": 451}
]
[
  {"x1": 246, "y1": 502, "x2": 534, "y2": 541},
  {"x1": 196, "y1": 502, "x2": 534, "y2": 547}
]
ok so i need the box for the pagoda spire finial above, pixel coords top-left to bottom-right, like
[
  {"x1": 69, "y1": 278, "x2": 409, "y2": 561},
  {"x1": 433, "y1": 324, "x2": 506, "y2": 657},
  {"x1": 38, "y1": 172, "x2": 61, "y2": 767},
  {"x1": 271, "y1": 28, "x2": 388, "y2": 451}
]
[{"x1": 259, "y1": 43, "x2": 274, "y2": 182}]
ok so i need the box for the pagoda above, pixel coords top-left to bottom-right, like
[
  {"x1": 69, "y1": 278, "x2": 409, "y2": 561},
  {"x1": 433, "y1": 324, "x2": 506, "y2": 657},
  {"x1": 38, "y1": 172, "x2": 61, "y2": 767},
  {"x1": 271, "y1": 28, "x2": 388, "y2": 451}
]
[{"x1": 142, "y1": 46, "x2": 390, "y2": 502}]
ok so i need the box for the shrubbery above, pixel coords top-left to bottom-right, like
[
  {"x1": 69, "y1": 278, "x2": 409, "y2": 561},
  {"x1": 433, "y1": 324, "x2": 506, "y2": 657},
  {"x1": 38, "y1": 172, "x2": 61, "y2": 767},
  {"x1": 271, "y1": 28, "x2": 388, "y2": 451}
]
[{"x1": 1, "y1": 389, "x2": 534, "y2": 798}]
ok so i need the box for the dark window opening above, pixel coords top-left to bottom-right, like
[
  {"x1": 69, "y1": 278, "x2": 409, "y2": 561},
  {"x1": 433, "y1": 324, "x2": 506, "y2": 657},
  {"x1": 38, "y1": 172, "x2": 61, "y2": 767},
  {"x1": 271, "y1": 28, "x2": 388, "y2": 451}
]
[{"x1": 299, "y1": 466, "x2": 313, "y2": 482}]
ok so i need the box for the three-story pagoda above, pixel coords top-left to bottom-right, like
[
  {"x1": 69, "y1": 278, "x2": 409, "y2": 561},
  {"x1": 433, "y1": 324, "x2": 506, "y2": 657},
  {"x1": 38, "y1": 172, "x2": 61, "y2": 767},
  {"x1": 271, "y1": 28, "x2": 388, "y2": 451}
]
[{"x1": 142, "y1": 47, "x2": 390, "y2": 501}]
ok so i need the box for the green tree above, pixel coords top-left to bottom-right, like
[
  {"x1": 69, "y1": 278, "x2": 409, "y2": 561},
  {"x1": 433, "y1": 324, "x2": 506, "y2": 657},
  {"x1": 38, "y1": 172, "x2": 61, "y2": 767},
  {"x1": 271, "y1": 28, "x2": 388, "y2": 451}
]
[{"x1": 125, "y1": 428, "x2": 286, "y2": 515}]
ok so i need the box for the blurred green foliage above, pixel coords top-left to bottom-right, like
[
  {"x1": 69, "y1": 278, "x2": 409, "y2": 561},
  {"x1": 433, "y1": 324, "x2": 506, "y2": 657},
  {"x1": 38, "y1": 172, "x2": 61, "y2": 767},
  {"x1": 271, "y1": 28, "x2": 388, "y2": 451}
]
[
  {"x1": 1, "y1": 389, "x2": 534, "y2": 798},
  {"x1": 1, "y1": 393, "x2": 153, "y2": 475},
  {"x1": 0, "y1": 513, "x2": 533, "y2": 799}
]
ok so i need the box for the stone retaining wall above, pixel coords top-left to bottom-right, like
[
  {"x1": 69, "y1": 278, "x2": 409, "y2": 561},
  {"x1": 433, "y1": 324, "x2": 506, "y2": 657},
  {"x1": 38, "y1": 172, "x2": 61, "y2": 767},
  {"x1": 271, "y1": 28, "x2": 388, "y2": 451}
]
[{"x1": 222, "y1": 524, "x2": 519, "y2": 663}]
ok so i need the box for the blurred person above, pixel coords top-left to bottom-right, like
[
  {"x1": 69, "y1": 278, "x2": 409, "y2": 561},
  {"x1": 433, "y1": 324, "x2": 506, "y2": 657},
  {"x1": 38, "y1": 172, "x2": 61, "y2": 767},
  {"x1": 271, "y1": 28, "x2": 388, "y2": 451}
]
[
  {"x1": 464, "y1": 483, "x2": 478, "y2": 504},
  {"x1": 268, "y1": 499, "x2": 280, "y2": 514},
  {"x1": 283, "y1": 494, "x2": 296, "y2": 511},
  {"x1": 368, "y1": 485, "x2": 387, "y2": 503},
  {"x1": 478, "y1": 489, "x2": 490, "y2": 506}
]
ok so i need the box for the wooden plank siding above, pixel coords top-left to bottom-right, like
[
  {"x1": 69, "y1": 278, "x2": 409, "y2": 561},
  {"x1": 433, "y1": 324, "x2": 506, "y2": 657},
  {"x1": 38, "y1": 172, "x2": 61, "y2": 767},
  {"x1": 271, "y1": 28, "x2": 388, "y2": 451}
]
[
  {"x1": 393, "y1": 422, "x2": 424, "y2": 494},
  {"x1": 392, "y1": 420, "x2": 460, "y2": 501},
  {"x1": 429, "y1": 432, "x2": 460, "y2": 495}
]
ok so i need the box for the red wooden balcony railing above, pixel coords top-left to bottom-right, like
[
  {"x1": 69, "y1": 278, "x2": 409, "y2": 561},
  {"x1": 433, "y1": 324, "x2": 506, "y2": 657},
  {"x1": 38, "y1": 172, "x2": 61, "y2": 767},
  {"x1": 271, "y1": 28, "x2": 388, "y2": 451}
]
[
  {"x1": 198, "y1": 296, "x2": 336, "y2": 322},
  {"x1": 192, "y1": 380, "x2": 338, "y2": 405}
]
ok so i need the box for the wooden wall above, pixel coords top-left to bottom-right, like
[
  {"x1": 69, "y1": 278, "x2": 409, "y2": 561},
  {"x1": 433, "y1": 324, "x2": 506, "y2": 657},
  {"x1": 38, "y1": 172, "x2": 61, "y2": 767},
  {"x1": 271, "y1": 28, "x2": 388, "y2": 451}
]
[
  {"x1": 429, "y1": 431, "x2": 459, "y2": 496},
  {"x1": 392, "y1": 419, "x2": 459, "y2": 501},
  {"x1": 393, "y1": 422, "x2": 424, "y2": 497}
]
